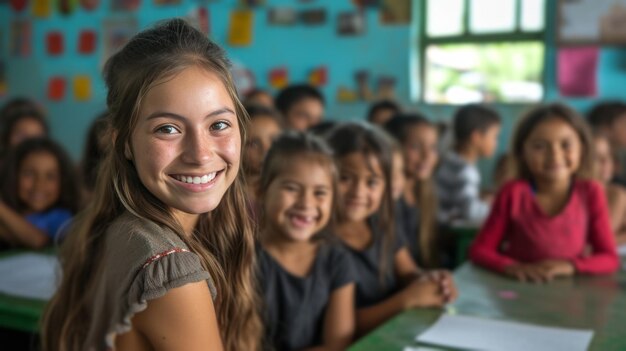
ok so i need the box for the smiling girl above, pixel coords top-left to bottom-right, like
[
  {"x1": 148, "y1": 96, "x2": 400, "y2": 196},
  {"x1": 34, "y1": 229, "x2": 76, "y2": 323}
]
[{"x1": 41, "y1": 20, "x2": 261, "y2": 351}]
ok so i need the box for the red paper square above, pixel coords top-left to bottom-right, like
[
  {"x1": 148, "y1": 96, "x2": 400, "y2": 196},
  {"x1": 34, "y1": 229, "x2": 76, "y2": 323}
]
[
  {"x1": 78, "y1": 30, "x2": 96, "y2": 54},
  {"x1": 47, "y1": 32, "x2": 64, "y2": 56},
  {"x1": 48, "y1": 77, "x2": 66, "y2": 101}
]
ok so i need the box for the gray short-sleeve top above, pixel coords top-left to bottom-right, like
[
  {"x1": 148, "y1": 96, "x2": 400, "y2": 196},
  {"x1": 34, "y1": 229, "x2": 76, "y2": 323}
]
[{"x1": 83, "y1": 212, "x2": 216, "y2": 351}]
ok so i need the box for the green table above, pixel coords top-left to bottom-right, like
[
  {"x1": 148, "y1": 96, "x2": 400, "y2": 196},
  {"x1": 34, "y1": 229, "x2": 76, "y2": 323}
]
[
  {"x1": 349, "y1": 263, "x2": 626, "y2": 351},
  {"x1": 0, "y1": 250, "x2": 54, "y2": 333}
]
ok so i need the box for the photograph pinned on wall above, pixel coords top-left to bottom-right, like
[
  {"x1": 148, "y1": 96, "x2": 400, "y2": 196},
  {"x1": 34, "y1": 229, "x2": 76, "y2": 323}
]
[
  {"x1": 376, "y1": 75, "x2": 396, "y2": 99},
  {"x1": 300, "y1": 8, "x2": 327, "y2": 25},
  {"x1": 47, "y1": 76, "x2": 66, "y2": 101},
  {"x1": 0, "y1": 61, "x2": 6, "y2": 97},
  {"x1": 228, "y1": 9, "x2": 254, "y2": 46},
  {"x1": 73, "y1": 75, "x2": 92, "y2": 101},
  {"x1": 32, "y1": 0, "x2": 52, "y2": 17},
  {"x1": 337, "y1": 11, "x2": 365, "y2": 36},
  {"x1": 58, "y1": 0, "x2": 78, "y2": 15},
  {"x1": 352, "y1": 0, "x2": 380, "y2": 7},
  {"x1": 355, "y1": 69, "x2": 374, "y2": 100},
  {"x1": 78, "y1": 30, "x2": 97, "y2": 55},
  {"x1": 380, "y1": 0, "x2": 411, "y2": 25},
  {"x1": 10, "y1": 19, "x2": 31, "y2": 57},
  {"x1": 240, "y1": 0, "x2": 265, "y2": 6},
  {"x1": 80, "y1": 0, "x2": 99, "y2": 11},
  {"x1": 111, "y1": 0, "x2": 140, "y2": 11},
  {"x1": 10, "y1": 0, "x2": 28, "y2": 12},
  {"x1": 268, "y1": 7, "x2": 297, "y2": 26},
  {"x1": 102, "y1": 17, "x2": 138, "y2": 66},
  {"x1": 186, "y1": 6, "x2": 210, "y2": 36},
  {"x1": 269, "y1": 67, "x2": 288, "y2": 89},
  {"x1": 46, "y1": 31, "x2": 64, "y2": 56},
  {"x1": 336, "y1": 86, "x2": 359, "y2": 103},
  {"x1": 231, "y1": 60, "x2": 256, "y2": 96},
  {"x1": 154, "y1": 0, "x2": 180, "y2": 5}
]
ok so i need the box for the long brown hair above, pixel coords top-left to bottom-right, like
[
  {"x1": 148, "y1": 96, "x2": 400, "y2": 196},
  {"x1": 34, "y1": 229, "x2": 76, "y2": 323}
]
[
  {"x1": 41, "y1": 19, "x2": 262, "y2": 351},
  {"x1": 384, "y1": 114, "x2": 439, "y2": 268}
]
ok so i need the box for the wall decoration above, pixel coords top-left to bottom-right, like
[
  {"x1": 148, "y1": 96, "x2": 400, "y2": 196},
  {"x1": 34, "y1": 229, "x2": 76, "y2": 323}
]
[
  {"x1": 47, "y1": 77, "x2": 66, "y2": 101},
  {"x1": 102, "y1": 17, "x2": 137, "y2": 64},
  {"x1": 558, "y1": 0, "x2": 626, "y2": 45},
  {"x1": 336, "y1": 86, "x2": 358, "y2": 103},
  {"x1": 186, "y1": 7, "x2": 210, "y2": 36},
  {"x1": 376, "y1": 75, "x2": 396, "y2": 99},
  {"x1": 231, "y1": 61, "x2": 256, "y2": 96},
  {"x1": 78, "y1": 30, "x2": 97, "y2": 54},
  {"x1": 228, "y1": 10, "x2": 254, "y2": 46},
  {"x1": 0, "y1": 32, "x2": 5, "y2": 96},
  {"x1": 354, "y1": 70, "x2": 373, "y2": 100},
  {"x1": 352, "y1": 0, "x2": 379, "y2": 7},
  {"x1": 58, "y1": 0, "x2": 77, "y2": 15},
  {"x1": 79, "y1": 0, "x2": 99, "y2": 11},
  {"x1": 10, "y1": 0, "x2": 28, "y2": 12},
  {"x1": 308, "y1": 66, "x2": 328, "y2": 86},
  {"x1": 239, "y1": 0, "x2": 265, "y2": 6},
  {"x1": 268, "y1": 7, "x2": 297, "y2": 26},
  {"x1": 111, "y1": 0, "x2": 140, "y2": 11},
  {"x1": 32, "y1": 0, "x2": 52, "y2": 17},
  {"x1": 380, "y1": 0, "x2": 411, "y2": 25},
  {"x1": 10, "y1": 20, "x2": 31, "y2": 57},
  {"x1": 337, "y1": 12, "x2": 365, "y2": 36},
  {"x1": 300, "y1": 8, "x2": 327, "y2": 25},
  {"x1": 46, "y1": 31, "x2": 64, "y2": 56},
  {"x1": 154, "y1": 0, "x2": 180, "y2": 5},
  {"x1": 73, "y1": 75, "x2": 91, "y2": 101},
  {"x1": 269, "y1": 67, "x2": 288, "y2": 89},
  {"x1": 557, "y1": 46, "x2": 598, "y2": 97}
]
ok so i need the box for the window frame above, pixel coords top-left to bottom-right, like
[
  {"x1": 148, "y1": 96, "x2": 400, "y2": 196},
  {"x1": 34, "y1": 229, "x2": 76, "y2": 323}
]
[{"x1": 418, "y1": 0, "x2": 548, "y2": 104}]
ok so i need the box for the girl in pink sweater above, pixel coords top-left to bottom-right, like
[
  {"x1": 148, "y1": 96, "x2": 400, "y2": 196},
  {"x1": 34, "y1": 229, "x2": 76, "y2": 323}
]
[{"x1": 470, "y1": 103, "x2": 619, "y2": 282}]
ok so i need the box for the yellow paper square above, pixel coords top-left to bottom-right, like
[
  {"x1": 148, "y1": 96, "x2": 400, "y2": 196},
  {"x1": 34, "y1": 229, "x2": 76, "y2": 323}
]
[
  {"x1": 32, "y1": 0, "x2": 52, "y2": 18},
  {"x1": 228, "y1": 10, "x2": 253, "y2": 46},
  {"x1": 74, "y1": 75, "x2": 91, "y2": 101}
]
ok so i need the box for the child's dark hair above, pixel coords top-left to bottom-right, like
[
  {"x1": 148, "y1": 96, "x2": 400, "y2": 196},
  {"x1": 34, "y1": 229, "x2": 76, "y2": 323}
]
[
  {"x1": 308, "y1": 120, "x2": 337, "y2": 137},
  {"x1": 244, "y1": 103, "x2": 283, "y2": 127},
  {"x1": 81, "y1": 112, "x2": 111, "y2": 193},
  {"x1": 513, "y1": 103, "x2": 594, "y2": 180},
  {"x1": 0, "y1": 108, "x2": 49, "y2": 151},
  {"x1": 0, "y1": 137, "x2": 78, "y2": 214},
  {"x1": 383, "y1": 112, "x2": 431, "y2": 142},
  {"x1": 326, "y1": 122, "x2": 395, "y2": 278},
  {"x1": 275, "y1": 84, "x2": 325, "y2": 116},
  {"x1": 367, "y1": 100, "x2": 401, "y2": 123},
  {"x1": 453, "y1": 104, "x2": 500, "y2": 147},
  {"x1": 0, "y1": 97, "x2": 42, "y2": 123},
  {"x1": 587, "y1": 100, "x2": 626, "y2": 129},
  {"x1": 259, "y1": 131, "x2": 339, "y2": 239}
]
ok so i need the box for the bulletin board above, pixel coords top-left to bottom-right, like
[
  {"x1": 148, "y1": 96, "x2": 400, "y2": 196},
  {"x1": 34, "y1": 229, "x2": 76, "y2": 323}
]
[{"x1": 558, "y1": 0, "x2": 626, "y2": 45}]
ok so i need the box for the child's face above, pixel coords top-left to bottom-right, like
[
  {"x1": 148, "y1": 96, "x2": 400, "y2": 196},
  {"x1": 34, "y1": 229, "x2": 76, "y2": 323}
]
[
  {"x1": 477, "y1": 124, "x2": 500, "y2": 158},
  {"x1": 338, "y1": 152, "x2": 386, "y2": 222},
  {"x1": 10, "y1": 117, "x2": 46, "y2": 147},
  {"x1": 130, "y1": 66, "x2": 240, "y2": 227},
  {"x1": 523, "y1": 117, "x2": 582, "y2": 183},
  {"x1": 403, "y1": 124, "x2": 439, "y2": 181},
  {"x1": 391, "y1": 151, "x2": 406, "y2": 200},
  {"x1": 609, "y1": 113, "x2": 626, "y2": 147},
  {"x1": 263, "y1": 159, "x2": 333, "y2": 242},
  {"x1": 246, "y1": 92, "x2": 274, "y2": 108},
  {"x1": 18, "y1": 151, "x2": 60, "y2": 213},
  {"x1": 594, "y1": 137, "x2": 614, "y2": 183},
  {"x1": 243, "y1": 116, "x2": 282, "y2": 176},
  {"x1": 286, "y1": 98, "x2": 324, "y2": 131}
]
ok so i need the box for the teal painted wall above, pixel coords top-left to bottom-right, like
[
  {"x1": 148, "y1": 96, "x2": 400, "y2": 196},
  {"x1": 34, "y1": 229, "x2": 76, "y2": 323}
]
[{"x1": 2, "y1": 0, "x2": 626, "y2": 188}]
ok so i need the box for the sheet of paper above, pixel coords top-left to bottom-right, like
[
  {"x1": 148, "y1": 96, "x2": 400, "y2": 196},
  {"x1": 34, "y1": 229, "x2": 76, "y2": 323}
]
[
  {"x1": 0, "y1": 253, "x2": 60, "y2": 300},
  {"x1": 416, "y1": 314, "x2": 593, "y2": 351},
  {"x1": 557, "y1": 46, "x2": 598, "y2": 97}
]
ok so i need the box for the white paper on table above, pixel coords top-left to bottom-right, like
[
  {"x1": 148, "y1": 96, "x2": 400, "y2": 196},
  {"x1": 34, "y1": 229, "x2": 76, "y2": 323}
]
[
  {"x1": 416, "y1": 314, "x2": 594, "y2": 351},
  {"x1": 0, "y1": 253, "x2": 60, "y2": 300}
]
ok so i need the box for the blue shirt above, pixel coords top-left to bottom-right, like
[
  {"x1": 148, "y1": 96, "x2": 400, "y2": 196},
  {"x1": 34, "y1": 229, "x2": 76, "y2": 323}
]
[{"x1": 25, "y1": 208, "x2": 73, "y2": 241}]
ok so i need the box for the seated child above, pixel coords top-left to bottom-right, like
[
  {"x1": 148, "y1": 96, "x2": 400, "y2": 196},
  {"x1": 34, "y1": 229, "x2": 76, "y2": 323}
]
[
  {"x1": 470, "y1": 104, "x2": 619, "y2": 282},
  {"x1": 257, "y1": 132, "x2": 356, "y2": 351},
  {"x1": 436, "y1": 104, "x2": 501, "y2": 223},
  {"x1": 275, "y1": 84, "x2": 325, "y2": 131},
  {"x1": 0, "y1": 138, "x2": 78, "y2": 248},
  {"x1": 367, "y1": 100, "x2": 401, "y2": 126}
]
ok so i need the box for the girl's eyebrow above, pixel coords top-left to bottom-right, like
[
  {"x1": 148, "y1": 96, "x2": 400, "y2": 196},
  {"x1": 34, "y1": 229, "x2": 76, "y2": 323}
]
[{"x1": 145, "y1": 107, "x2": 235, "y2": 121}]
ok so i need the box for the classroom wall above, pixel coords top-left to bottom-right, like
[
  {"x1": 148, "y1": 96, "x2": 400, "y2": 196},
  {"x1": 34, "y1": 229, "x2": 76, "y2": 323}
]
[{"x1": 2, "y1": 0, "x2": 626, "y2": 186}]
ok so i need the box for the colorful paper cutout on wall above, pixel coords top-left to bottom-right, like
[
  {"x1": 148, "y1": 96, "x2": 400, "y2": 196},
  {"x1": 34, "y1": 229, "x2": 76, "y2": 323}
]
[
  {"x1": 0, "y1": 61, "x2": 7, "y2": 97},
  {"x1": 10, "y1": 20, "x2": 31, "y2": 57},
  {"x1": 268, "y1": 7, "x2": 297, "y2": 26},
  {"x1": 355, "y1": 70, "x2": 373, "y2": 100},
  {"x1": 557, "y1": 46, "x2": 599, "y2": 97},
  {"x1": 58, "y1": 0, "x2": 78, "y2": 15},
  {"x1": 80, "y1": 0, "x2": 99, "y2": 11},
  {"x1": 240, "y1": 0, "x2": 265, "y2": 6},
  {"x1": 186, "y1": 7, "x2": 210, "y2": 36},
  {"x1": 228, "y1": 10, "x2": 254, "y2": 46},
  {"x1": 337, "y1": 12, "x2": 365, "y2": 36},
  {"x1": 300, "y1": 8, "x2": 327, "y2": 25},
  {"x1": 78, "y1": 30, "x2": 97, "y2": 54},
  {"x1": 231, "y1": 61, "x2": 256, "y2": 96},
  {"x1": 111, "y1": 0, "x2": 140, "y2": 11},
  {"x1": 336, "y1": 86, "x2": 358, "y2": 103},
  {"x1": 308, "y1": 66, "x2": 328, "y2": 87},
  {"x1": 74, "y1": 75, "x2": 91, "y2": 101},
  {"x1": 102, "y1": 18, "x2": 138, "y2": 65},
  {"x1": 32, "y1": 0, "x2": 52, "y2": 17},
  {"x1": 46, "y1": 32, "x2": 64, "y2": 56},
  {"x1": 268, "y1": 67, "x2": 288, "y2": 89},
  {"x1": 48, "y1": 77, "x2": 66, "y2": 101},
  {"x1": 154, "y1": 0, "x2": 180, "y2": 5},
  {"x1": 380, "y1": 0, "x2": 411, "y2": 25},
  {"x1": 10, "y1": 0, "x2": 28, "y2": 12},
  {"x1": 353, "y1": 0, "x2": 380, "y2": 6},
  {"x1": 376, "y1": 75, "x2": 396, "y2": 99}
]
